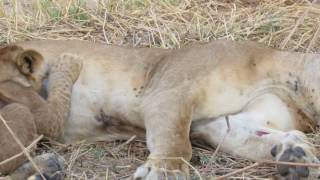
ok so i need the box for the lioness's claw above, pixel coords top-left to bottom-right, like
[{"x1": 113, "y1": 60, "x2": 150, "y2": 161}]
[{"x1": 133, "y1": 161, "x2": 188, "y2": 180}]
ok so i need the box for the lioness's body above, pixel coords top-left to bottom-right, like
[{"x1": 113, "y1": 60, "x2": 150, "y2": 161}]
[
  {"x1": 16, "y1": 40, "x2": 320, "y2": 179},
  {"x1": 17, "y1": 40, "x2": 312, "y2": 138}
]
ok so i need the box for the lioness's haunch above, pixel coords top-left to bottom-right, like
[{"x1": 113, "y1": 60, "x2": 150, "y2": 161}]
[
  {"x1": 8, "y1": 39, "x2": 320, "y2": 179},
  {"x1": 0, "y1": 45, "x2": 82, "y2": 179}
]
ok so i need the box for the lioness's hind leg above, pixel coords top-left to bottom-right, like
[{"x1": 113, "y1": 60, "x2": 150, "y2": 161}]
[
  {"x1": 271, "y1": 131, "x2": 320, "y2": 179},
  {"x1": 192, "y1": 94, "x2": 320, "y2": 179}
]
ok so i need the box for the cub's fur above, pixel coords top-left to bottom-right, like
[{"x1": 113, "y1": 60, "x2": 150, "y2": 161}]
[{"x1": 0, "y1": 45, "x2": 82, "y2": 179}]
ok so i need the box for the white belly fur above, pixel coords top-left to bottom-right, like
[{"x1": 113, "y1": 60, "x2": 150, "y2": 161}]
[{"x1": 63, "y1": 61, "x2": 141, "y2": 143}]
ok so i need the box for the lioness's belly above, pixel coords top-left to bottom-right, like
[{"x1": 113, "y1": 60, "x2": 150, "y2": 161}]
[
  {"x1": 63, "y1": 61, "x2": 142, "y2": 143},
  {"x1": 62, "y1": 60, "x2": 278, "y2": 143}
]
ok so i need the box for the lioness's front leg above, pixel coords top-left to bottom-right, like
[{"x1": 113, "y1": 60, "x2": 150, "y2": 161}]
[{"x1": 134, "y1": 91, "x2": 192, "y2": 180}]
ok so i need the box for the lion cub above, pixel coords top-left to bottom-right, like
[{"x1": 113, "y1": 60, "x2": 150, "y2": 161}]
[{"x1": 0, "y1": 45, "x2": 82, "y2": 180}]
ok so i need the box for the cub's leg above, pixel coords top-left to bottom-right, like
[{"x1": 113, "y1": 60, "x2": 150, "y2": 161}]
[
  {"x1": 192, "y1": 94, "x2": 320, "y2": 179},
  {"x1": 0, "y1": 104, "x2": 64, "y2": 180},
  {"x1": 0, "y1": 103, "x2": 37, "y2": 175},
  {"x1": 21, "y1": 53, "x2": 83, "y2": 140},
  {"x1": 134, "y1": 91, "x2": 192, "y2": 180}
]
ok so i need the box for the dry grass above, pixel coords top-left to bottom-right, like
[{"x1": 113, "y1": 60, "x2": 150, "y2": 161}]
[{"x1": 1, "y1": 0, "x2": 320, "y2": 179}]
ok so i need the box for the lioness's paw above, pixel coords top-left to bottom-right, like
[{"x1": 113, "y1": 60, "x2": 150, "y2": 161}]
[
  {"x1": 133, "y1": 159, "x2": 189, "y2": 180},
  {"x1": 271, "y1": 132, "x2": 320, "y2": 179}
]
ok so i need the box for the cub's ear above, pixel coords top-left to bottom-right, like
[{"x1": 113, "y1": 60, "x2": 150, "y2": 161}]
[{"x1": 16, "y1": 49, "x2": 43, "y2": 75}]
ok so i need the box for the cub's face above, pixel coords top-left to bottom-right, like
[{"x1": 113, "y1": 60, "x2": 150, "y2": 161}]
[{"x1": 0, "y1": 45, "x2": 46, "y2": 91}]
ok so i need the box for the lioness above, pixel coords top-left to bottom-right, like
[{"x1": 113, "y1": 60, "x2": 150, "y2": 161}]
[{"x1": 11, "y1": 39, "x2": 320, "y2": 179}]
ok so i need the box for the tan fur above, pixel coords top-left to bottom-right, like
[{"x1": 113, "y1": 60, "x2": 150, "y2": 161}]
[
  {"x1": 0, "y1": 45, "x2": 82, "y2": 179},
  {"x1": 9, "y1": 39, "x2": 320, "y2": 179},
  {"x1": 0, "y1": 102, "x2": 37, "y2": 175},
  {"x1": 0, "y1": 45, "x2": 45, "y2": 89}
]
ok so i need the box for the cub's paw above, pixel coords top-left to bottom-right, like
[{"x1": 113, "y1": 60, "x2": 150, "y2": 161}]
[
  {"x1": 133, "y1": 159, "x2": 189, "y2": 180},
  {"x1": 271, "y1": 132, "x2": 320, "y2": 179},
  {"x1": 51, "y1": 53, "x2": 83, "y2": 83},
  {"x1": 11, "y1": 153, "x2": 65, "y2": 180},
  {"x1": 27, "y1": 172, "x2": 63, "y2": 180},
  {"x1": 29, "y1": 153, "x2": 64, "y2": 180}
]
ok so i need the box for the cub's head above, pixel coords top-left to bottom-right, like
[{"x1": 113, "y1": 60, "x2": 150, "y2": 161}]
[{"x1": 0, "y1": 45, "x2": 46, "y2": 90}]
